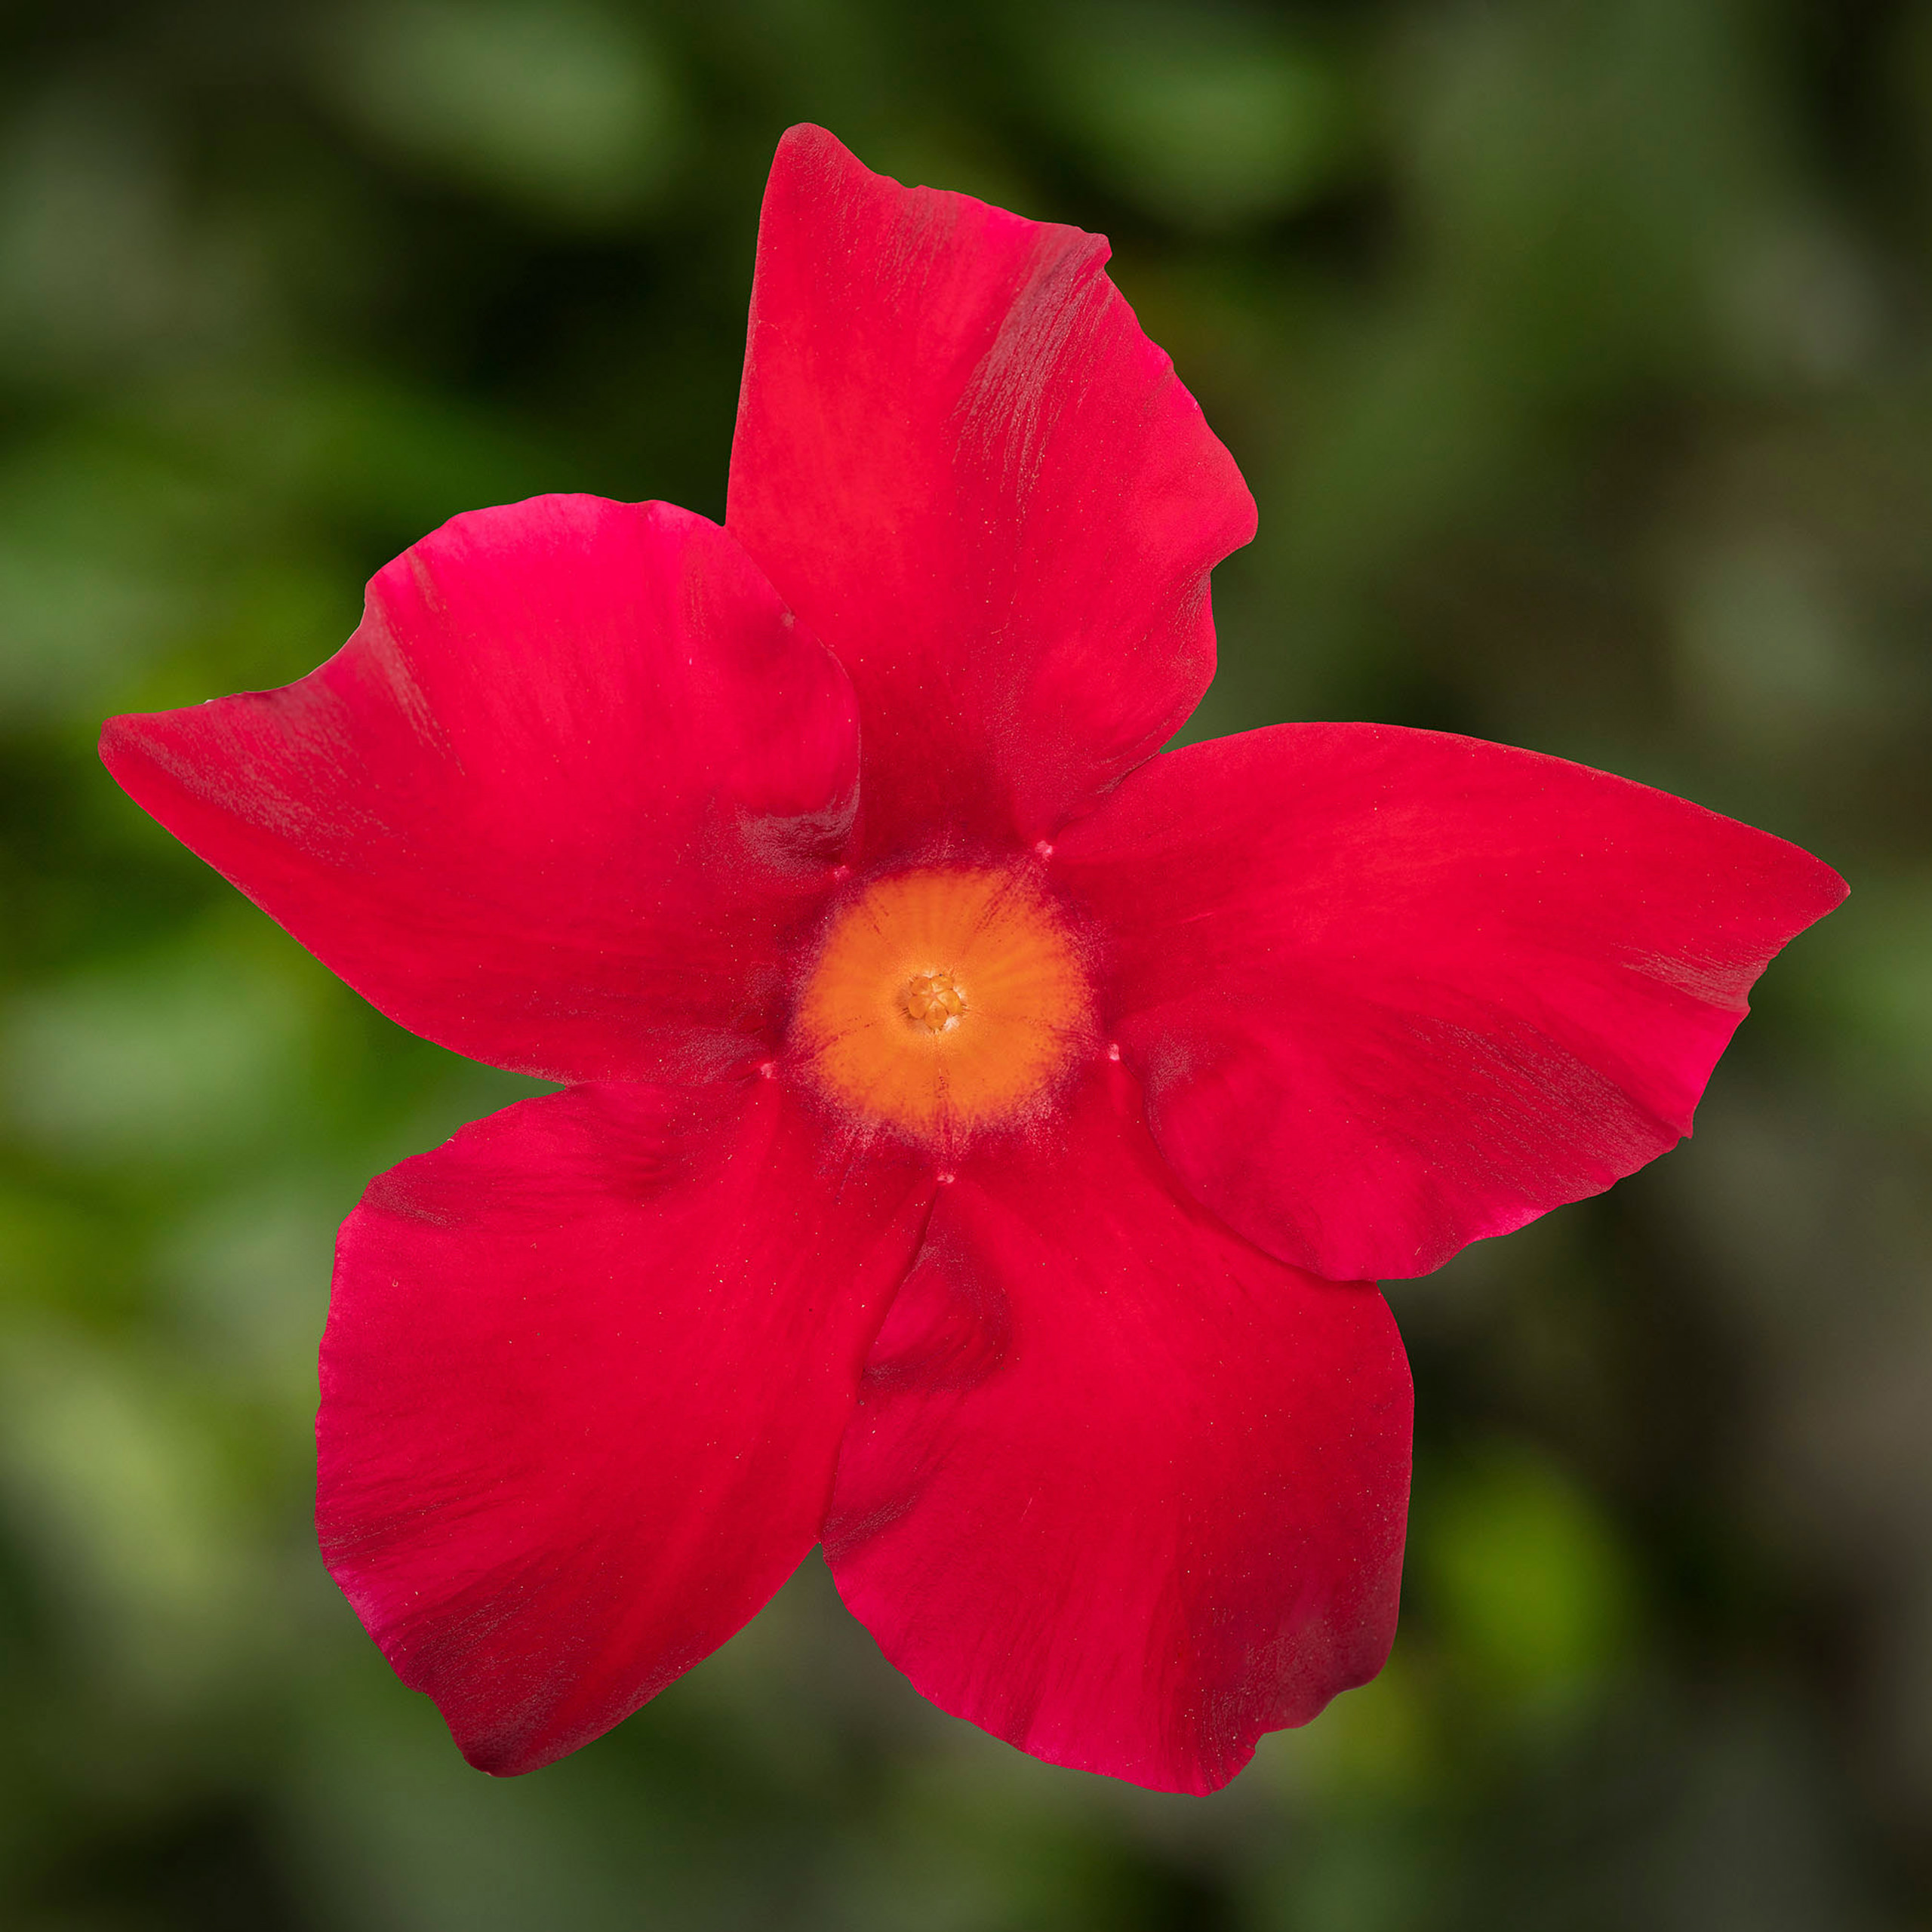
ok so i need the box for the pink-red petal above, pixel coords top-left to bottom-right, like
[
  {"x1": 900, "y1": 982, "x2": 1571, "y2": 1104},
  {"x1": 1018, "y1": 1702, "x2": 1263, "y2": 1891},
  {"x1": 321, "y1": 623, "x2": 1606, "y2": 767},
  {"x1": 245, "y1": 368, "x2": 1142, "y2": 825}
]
[
  {"x1": 825, "y1": 1063, "x2": 1411, "y2": 1794},
  {"x1": 320, "y1": 1078, "x2": 932, "y2": 1775},
  {"x1": 728, "y1": 125, "x2": 1257, "y2": 856},
  {"x1": 1056, "y1": 724, "x2": 1848, "y2": 1281},
  {"x1": 101, "y1": 497, "x2": 857, "y2": 1083}
]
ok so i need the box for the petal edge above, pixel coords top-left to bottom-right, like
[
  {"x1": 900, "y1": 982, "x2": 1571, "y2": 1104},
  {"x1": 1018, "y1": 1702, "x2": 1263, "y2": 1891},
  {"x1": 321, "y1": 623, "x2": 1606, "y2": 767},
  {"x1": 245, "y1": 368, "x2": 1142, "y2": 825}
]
[
  {"x1": 729, "y1": 125, "x2": 1257, "y2": 854},
  {"x1": 103, "y1": 496, "x2": 858, "y2": 1083},
  {"x1": 1057, "y1": 723, "x2": 1847, "y2": 1281},
  {"x1": 826, "y1": 1064, "x2": 1412, "y2": 1793},
  {"x1": 320, "y1": 1078, "x2": 931, "y2": 1774}
]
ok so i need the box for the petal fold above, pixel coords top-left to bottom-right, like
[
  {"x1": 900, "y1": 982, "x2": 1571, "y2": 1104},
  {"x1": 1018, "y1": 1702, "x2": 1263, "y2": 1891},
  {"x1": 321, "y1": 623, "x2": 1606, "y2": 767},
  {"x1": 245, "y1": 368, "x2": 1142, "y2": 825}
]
[
  {"x1": 825, "y1": 1064, "x2": 1411, "y2": 1794},
  {"x1": 1056, "y1": 724, "x2": 1848, "y2": 1281},
  {"x1": 728, "y1": 125, "x2": 1257, "y2": 854},
  {"x1": 102, "y1": 497, "x2": 857, "y2": 1082},
  {"x1": 319, "y1": 1078, "x2": 931, "y2": 1774}
]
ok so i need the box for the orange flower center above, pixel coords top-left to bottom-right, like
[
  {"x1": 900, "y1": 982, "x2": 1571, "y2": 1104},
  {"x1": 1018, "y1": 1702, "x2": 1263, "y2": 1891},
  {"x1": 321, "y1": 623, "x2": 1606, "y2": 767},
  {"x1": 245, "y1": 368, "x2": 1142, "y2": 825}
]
[{"x1": 792, "y1": 865, "x2": 1094, "y2": 1147}]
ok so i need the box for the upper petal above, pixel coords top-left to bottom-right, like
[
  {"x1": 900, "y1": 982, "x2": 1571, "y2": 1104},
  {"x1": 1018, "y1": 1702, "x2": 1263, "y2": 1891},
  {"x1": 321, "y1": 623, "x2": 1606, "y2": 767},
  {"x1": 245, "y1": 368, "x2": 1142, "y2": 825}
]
[
  {"x1": 321, "y1": 1077, "x2": 932, "y2": 1775},
  {"x1": 101, "y1": 496, "x2": 858, "y2": 1082},
  {"x1": 727, "y1": 125, "x2": 1257, "y2": 855},
  {"x1": 825, "y1": 1063, "x2": 1411, "y2": 1795},
  {"x1": 1056, "y1": 723, "x2": 1848, "y2": 1281}
]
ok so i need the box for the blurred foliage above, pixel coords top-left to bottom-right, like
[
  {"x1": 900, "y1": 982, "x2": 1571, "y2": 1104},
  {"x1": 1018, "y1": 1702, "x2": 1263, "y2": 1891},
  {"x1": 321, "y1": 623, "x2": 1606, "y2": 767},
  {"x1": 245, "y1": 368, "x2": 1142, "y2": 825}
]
[{"x1": 0, "y1": 0, "x2": 1928, "y2": 1925}]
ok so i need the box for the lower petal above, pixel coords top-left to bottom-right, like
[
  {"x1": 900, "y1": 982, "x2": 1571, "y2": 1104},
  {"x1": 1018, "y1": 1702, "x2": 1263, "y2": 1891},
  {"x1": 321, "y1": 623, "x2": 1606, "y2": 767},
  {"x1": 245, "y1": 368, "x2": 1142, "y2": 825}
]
[
  {"x1": 824, "y1": 1064, "x2": 1412, "y2": 1794},
  {"x1": 320, "y1": 1078, "x2": 932, "y2": 1774}
]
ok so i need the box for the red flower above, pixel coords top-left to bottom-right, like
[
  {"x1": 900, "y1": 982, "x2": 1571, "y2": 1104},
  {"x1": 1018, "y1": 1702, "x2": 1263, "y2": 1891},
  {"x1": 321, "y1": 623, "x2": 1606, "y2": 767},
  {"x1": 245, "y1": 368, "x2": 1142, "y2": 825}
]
[{"x1": 100, "y1": 128, "x2": 1843, "y2": 1794}]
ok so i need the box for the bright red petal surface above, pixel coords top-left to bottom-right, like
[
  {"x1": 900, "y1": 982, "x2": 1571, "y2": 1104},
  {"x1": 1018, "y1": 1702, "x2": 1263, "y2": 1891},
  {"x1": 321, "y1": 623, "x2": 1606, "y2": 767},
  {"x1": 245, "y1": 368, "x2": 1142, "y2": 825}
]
[
  {"x1": 825, "y1": 1063, "x2": 1411, "y2": 1794},
  {"x1": 101, "y1": 497, "x2": 857, "y2": 1082},
  {"x1": 320, "y1": 1078, "x2": 932, "y2": 1775},
  {"x1": 728, "y1": 125, "x2": 1257, "y2": 855},
  {"x1": 1056, "y1": 724, "x2": 1849, "y2": 1282}
]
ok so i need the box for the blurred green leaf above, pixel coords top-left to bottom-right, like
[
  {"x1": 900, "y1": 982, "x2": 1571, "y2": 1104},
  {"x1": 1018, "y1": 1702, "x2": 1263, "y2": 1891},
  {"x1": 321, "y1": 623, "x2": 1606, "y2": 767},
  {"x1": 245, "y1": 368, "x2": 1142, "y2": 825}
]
[
  {"x1": 0, "y1": 1331, "x2": 275, "y2": 1708},
  {"x1": 1032, "y1": 2, "x2": 1357, "y2": 230},
  {"x1": 322, "y1": 0, "x2": 689, "y2": 226},
  {"x1": 1418, "y1": 1444, "x2": 1639, "y2": 1701},
  {"x1": 4, "y1": 938, "x2": 312, "y2": 1169}
]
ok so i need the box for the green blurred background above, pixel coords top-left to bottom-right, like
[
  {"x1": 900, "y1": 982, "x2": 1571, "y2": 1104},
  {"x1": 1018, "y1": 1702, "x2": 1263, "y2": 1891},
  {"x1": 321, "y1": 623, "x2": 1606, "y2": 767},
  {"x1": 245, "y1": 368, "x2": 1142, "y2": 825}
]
[{"x1": 2, "y1": 0, "x2": 1928, "y2": 1925}]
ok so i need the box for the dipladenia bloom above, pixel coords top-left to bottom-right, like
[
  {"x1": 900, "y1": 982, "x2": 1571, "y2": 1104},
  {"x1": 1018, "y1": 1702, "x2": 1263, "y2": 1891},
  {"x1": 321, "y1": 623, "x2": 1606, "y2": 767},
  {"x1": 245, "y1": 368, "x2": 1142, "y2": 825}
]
[{"x1": 101, "y1": 128, "x2": 1844, "y2": 1794}]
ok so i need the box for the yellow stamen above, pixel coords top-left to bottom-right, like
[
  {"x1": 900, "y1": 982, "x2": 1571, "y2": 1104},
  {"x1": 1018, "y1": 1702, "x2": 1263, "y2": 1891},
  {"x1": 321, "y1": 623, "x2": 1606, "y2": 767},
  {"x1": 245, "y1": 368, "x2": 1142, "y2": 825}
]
[{"x1": 904, "y1": 970, "x2": 966, "y2": 1033}]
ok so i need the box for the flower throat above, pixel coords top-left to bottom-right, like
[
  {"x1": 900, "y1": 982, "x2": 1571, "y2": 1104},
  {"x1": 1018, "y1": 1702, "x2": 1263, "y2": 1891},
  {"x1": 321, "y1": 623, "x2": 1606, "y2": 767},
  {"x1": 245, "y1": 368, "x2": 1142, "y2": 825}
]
[{"x1": 792, "y1": 866, "x2": 1093, "y2": 1149}]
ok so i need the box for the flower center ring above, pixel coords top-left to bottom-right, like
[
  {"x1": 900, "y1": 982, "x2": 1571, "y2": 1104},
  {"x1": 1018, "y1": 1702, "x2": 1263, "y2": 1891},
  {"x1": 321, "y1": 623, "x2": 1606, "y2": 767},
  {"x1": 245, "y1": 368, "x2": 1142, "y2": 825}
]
[{"x1": 792, "y1": 865, "x2": 1095, "y2": 1148}]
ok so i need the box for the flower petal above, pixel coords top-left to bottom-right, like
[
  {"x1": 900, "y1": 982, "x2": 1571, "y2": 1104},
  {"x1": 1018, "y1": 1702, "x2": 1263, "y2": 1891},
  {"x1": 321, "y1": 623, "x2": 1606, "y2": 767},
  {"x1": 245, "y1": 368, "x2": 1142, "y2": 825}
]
[
  {"x1": 320, "y1": 1078, "x2": 932, "y2": 1775},
  {"x1": 824, "y1": 1063, "x2": 1411, "y2": 1795},
  {"x1": 101, "y1": 497, "x2": 857, "y2": 1082},
  {"x1": 728, "y1": 125, "x2": 1257, "y2": 854},
  {"x1": 1056, "y1": 724, "x2": 1849, "y2": 1281}
]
